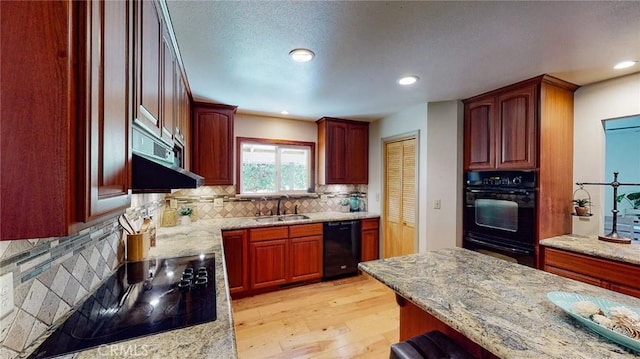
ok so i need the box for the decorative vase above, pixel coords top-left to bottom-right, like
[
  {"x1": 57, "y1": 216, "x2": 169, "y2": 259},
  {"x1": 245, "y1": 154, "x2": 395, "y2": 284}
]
[
  {"x1": 180, "y1": 215, "x2": 191, "y2": 225},
  {"x1": 575, "y1": 206, "x2": 589, "y2": 216}
]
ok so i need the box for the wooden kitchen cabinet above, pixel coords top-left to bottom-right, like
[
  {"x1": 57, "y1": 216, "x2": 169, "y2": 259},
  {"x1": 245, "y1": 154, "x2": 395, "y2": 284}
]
[
  {"x1": 289, "y1": 223, "x2": 323, "y2": 282},
  {"x1": 78, "y1": 0, "x2": 133, "y2": 222},
  {"x1": 541, "y1": 246, "x2": 640, "y2": 298},
  {"x1": 135, "y1": 0, "x2": 162, "y2": 137},
  {"x1": 463, "y1": 75, "x2": 579, "y2": 267},
  {"x1": 222, "y1": 229, "x2": 249, "y2": 295},
  {"x1": 161, "y1": 26, "x2": 176, "y2": 143},
  {"x1": 1, "y1": 0, "x2": 133, "y2": 240},
  {"x1": 361, "y1": 218, "x2": 380, "y2": 262},
  {"x1": 317, "y1": 117, "x2": 369, "y2": 184},
  {"x1": 192, "y1": 102, "x2": 237, "y2": 185},
  {"x1": 247, "y1": 223, "x2": 322, "y2": 293},
  {"x1": 464, "y1": 82, "x2": 536, "y2": 170}
]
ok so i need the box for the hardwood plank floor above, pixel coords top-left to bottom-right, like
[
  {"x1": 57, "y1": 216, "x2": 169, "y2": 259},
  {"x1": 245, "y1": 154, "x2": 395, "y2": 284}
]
[{"x1": 232, "y1": 274, "x2": 399, "y2": 359}]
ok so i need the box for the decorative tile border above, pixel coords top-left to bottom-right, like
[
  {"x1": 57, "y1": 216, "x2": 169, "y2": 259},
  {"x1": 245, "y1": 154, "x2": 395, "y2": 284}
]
[{"x1": 0, "y1": 196, "x2": 163, "y2": 358}]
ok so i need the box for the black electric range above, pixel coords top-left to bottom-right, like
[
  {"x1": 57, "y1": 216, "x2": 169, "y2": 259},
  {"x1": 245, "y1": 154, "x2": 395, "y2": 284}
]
[{"x1": 30, "y1": 254, "x2": 217, "y2": 358}]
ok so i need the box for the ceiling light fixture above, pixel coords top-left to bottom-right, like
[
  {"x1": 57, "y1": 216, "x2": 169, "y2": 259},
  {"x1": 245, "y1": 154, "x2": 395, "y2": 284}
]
[
  {"x1": 281, "y1": 110, "x2": 289, "y2": 115},
  {"x1": 613, "y1": 60, "x2": 637, "y2": 70},
  {"x1": 398, "y1": 75, "x2": 419, "y2": 85},
  {"x1": 289, "y1": 48, "x2": 315, "y2": 63}
]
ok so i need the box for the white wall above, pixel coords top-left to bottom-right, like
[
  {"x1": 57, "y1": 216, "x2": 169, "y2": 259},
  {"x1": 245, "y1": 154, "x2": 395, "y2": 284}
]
[
  {"x1": 369, "y1": 101, "x2": 463, "y2": 252},
  {"x1": 234, "y1": 112, "x2": 317, "y2": 142},
  {"x1": 573, "y1": 72, "x2": 640, "y2": 235},
  {"x1": 426, "y1": 101, "x2": 464, "y2": 250}
]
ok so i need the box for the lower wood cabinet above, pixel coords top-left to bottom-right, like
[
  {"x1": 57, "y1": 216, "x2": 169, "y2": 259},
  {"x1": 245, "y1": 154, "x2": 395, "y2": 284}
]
[
  {"x1": 361, "y1": 218, "x2": 380, "y2": 262},
  {"x1": 250, "y1": 238, "x2": 289, "y2": 289},
  {"x1": 541, "y1": 246, "x2": 640, "y2": 298},
  {"x1": 221, "y1": 229, "x2": 248, "y2": 295}
]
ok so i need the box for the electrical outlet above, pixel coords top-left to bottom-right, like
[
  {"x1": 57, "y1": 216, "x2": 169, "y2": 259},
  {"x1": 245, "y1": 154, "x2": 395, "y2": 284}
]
[
  {"x1": 320, "y1": 194, "x2": 327, "y2": 203},
  {"x1": 213, "y1": 198, "x2": 224, "y2": 208},
  {"x1": 434, "y1": 199, "x2": 442, "y2": 209},
  {"x1": 0, "y1": 272, "x2": 14, "y2": 319},
  {"x1": 170, "y1": 199, "x2": 178, "y2": 209}
]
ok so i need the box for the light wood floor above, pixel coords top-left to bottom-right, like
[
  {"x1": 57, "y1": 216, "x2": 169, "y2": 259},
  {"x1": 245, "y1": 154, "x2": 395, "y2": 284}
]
[{"x1": 232, "y1": 274, "x2": 399, "y2": 359}]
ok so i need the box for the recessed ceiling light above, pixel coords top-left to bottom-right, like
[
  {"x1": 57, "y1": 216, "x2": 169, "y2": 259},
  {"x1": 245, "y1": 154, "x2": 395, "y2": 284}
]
[
  {"x1": 398, "y1": 75, "x2": 419, "y2": 85},
  {"x1": 281, "y1": 110, "x2": 289, "y2": 115},
  {"x1": 289, "y1": 48, "x2": 315, "y2": 63},
  {"x1": 613, "y1": 60, "x2": 637, "y2": 70}
]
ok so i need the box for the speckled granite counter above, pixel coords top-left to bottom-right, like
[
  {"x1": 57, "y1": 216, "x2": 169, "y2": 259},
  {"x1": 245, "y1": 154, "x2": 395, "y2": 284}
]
[
  {"x1": 540, "y1": 234, "x2": 640, "y2": 265},
  {"x1": 359, "y1": 247, "x2": 640, "y2": 358},
  {"x1": 33, "y1": 211, "x2": 378, "y2": 359}
]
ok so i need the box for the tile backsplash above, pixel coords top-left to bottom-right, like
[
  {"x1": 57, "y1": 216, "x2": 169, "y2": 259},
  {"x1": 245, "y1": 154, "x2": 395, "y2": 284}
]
[
  {"x1": 165, "y1": 184, "x2": 368, "y2": 220},
  {"x1": 0, "y1": 194, "x2": 163, "y2": 358}
]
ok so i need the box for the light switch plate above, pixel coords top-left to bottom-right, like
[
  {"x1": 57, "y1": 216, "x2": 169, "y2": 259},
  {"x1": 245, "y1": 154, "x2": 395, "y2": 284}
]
[
  {"x1": 213, "y1": 198, "x2": 224, "y2": 208},
  {"x1": 0, "y1": 272, "x2": 14, "y2": 319}
]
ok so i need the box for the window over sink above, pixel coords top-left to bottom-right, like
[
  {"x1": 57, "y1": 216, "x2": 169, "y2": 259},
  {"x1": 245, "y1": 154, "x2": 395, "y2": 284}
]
[{"x1": 236, "y1": 137, "x2": 315, "y2": 195}]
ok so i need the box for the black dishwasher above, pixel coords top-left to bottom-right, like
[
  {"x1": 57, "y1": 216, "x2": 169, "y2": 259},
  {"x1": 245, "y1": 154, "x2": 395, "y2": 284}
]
[{"x1": 323, "y1": 220, "x2": 361, "y2": 280}]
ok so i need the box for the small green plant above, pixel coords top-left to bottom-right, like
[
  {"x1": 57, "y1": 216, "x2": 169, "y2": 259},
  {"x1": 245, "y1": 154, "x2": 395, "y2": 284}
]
[
  {"x1": 339, "y1": 198, "x2": 350, "y2": 206},
  {"x1": 178, "y1": 206, "x2": 193, "y2": 216},
  {"x1": 616, "y1": 192, "x2": 640, "y2": 209},
  {"x1": 572, "y1": 198, "x2": 590, "y2": 207}
]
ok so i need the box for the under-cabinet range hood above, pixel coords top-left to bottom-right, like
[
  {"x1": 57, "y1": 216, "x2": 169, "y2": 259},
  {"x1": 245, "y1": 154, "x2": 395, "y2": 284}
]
[{"x1": 131, "y1": 125, "x2": 204, "y2": 192}]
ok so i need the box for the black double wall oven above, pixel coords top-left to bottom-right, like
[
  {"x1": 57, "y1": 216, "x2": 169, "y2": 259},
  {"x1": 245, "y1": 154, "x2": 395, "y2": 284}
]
[{"x1": 463, "y1": 171, "x2": 536, "y2": 267}]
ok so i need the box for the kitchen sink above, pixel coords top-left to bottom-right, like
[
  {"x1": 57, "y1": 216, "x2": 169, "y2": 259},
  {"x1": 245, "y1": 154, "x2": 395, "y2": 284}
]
[{"x1": 253, "y1": 214, "x2": 310, "y2": 223}]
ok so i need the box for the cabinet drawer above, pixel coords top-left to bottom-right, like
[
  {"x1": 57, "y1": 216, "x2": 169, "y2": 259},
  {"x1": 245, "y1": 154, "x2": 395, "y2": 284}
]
[
  {"x1": 289, "y1": 223, "x2": 323, "y2": 238},
  {"x1": 544, "y1": 247, "x2": 640, "y2": 289},
  {"x1": 249, "y1": 226, "x2": 289, "y2": 242},
  {"x1": 361, "y1": 218, "x2": 379, "y2": 231}
]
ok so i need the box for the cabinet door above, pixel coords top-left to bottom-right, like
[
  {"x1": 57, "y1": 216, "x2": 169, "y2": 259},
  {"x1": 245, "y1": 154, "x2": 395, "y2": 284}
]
[
  {"x1": 250, "y1": 239, "x2": 288, "y2": 289},
  {"x1": 464, "y1": 96, "x2": 495, "y2": 170},
  {"x1": 222, "y1": 230, "x2": 249, "y2": 295},
  {"x1": 135, "y1": 0, "x2": 161, "y2": 136},
  {"x1": 289, "y1": 235, "x2": 323, "y2": 281},
  {"x1": 1, "y1": 1, "x2": 76, "y2": 240},
  {"x1": 192, "y1": 103, "x2": 236, "y2": 185},
  {"x1": 161, "y1": 28, "x2": 175, "y2": 143},
  {"x1": 325, "y1": 121, "x2": 348, "y2": 183},
  {"x1": 496, "y1": 84, "x2": 537, "y2": 169},
  {"x1": 361, "y1": 218, "x2": 380, "y2": 262},
  {"x1": 347, "y1": 123, "x2": 369, "y2": 183},
  {"x1": 81, "y1": 0, "x2": 131, "y2": 221}
]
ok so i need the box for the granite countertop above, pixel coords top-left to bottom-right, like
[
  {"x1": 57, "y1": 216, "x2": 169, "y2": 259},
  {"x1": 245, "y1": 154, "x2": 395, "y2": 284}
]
[
  {"x1": 540, "y1": 235, "x2": 640, "y2": 265},
  {"x1": 58, "y1": 211, "x2": 379, "y2": 359},
  {"x1": 359, "y1": 247, "x2": 640, "y2": 358}
]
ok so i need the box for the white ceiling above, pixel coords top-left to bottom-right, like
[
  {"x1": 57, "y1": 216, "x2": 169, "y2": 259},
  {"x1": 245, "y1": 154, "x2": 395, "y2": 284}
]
[{"x1": 166, "y1": 1, "x2": 640, "y2": 121}]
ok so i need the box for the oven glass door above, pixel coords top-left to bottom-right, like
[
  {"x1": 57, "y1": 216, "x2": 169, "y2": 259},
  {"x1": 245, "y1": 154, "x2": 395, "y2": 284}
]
[{"x1": 464, "y1": 188, "x2": 535, "y2": 251}]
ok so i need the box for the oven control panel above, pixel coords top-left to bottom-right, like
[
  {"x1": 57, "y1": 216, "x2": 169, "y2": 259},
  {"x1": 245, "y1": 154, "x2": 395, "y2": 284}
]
[{"x1": 466, "y1": 170, "x2": 536, "y2": 189}]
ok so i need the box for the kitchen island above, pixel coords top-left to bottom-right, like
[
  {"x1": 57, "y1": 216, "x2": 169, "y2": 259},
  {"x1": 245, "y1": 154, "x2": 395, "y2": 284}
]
[{"x1": 359, "y1": 247, "x2": 640, "y2": 358}]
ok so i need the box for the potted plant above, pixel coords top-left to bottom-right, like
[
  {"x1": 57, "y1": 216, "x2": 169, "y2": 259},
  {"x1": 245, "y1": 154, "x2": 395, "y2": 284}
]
[
  {"x1": 178, "y1": 206, "x2": 193, "y2": 225},
  {"x1": 616, "y1": 191, "x2": 640, "y2": 217},
  {"x1": 573, "y1": 198, "x2": 591, "y2": 216},
  {"x1": 339, "y1": 198, "x2": 350, "y2": 213}
]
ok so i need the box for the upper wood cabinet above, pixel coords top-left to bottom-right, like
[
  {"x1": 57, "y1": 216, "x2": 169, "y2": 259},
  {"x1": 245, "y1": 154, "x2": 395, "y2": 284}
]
[
  {"x1": 161, "y1": 26, "x2": 176, "y2": 144},
  {"x1": 1, "y1": 0, "x2": 132, "y2": 240},
  {"x1": 79, "y1": 0, "x2": 132, "y2": 222},
  {"x1": 135, "y1": 0, "x2": 162, "y2": 138},
  {"x1": 192, "y1": 103, "x2": 237, "y2": 185},
  {"x1": 317, "y1": 117, "x2": 369, "y2": 184},
  {"x1": 464, "y1": 83, "x2": 537, "y2": 170}
]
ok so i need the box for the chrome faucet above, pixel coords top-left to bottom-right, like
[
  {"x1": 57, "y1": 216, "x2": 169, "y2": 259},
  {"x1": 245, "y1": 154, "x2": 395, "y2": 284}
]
[{"x1": 276, "y1": 194, "x2": 289, "y2": 216}]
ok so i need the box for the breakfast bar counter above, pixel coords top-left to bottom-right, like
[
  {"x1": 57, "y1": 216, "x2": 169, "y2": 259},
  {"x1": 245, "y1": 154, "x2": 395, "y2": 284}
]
[{"x1": 359, "y1": 247, "x2": 640, "y2": 358}]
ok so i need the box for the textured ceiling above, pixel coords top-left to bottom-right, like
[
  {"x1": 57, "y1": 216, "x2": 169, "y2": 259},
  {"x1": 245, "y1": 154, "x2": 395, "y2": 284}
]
[{"x1": 166, "y1": 1, "x2": 640, "y2": 121}]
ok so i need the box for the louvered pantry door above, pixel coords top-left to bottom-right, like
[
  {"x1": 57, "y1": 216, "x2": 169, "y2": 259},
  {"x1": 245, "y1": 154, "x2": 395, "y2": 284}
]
[{"x1": 383, "y1": 138, "x2": 417, "y2": 258}]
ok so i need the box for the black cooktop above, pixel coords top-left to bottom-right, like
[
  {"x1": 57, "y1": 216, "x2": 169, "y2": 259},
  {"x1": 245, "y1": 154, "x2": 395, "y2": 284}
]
[{"x1": 30, "y1": 254, "x2": 217, "y2": 358}]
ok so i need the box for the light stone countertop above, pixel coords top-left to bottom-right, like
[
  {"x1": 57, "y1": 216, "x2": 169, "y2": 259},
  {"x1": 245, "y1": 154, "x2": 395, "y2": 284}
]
[
  {"x1": 61, "y1": 211, "x2": 379, "y2": 359},
  {"x1": 359, "y1": 247, "x2": 640, "y2": 359},
  {"x1": 540, "y1": 234, "x2": 640, "y2": 265}
]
